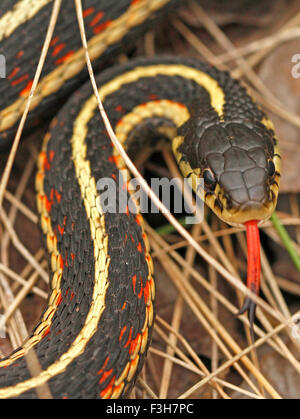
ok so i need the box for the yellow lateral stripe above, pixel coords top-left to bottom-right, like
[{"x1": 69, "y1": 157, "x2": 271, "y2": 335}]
[
  {"x1": 261, "y1": 116, "x2": 275, "y2": 132},
  {"x1": 0, "y1": 0, "x2": 171, "y2": 132},
  {"x1": 0, "y1": 132, "x2": 64, "y2": 369},
  {"x1": 0, "y1": 94, "x2": 111, "y2": 399},
  {"x1": 0, "y1": 0, "x2": 52, "y2": 41}
]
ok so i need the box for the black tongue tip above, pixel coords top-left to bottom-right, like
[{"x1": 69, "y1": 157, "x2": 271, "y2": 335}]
[{"x1": 237, "y1": 297, "x2": 257, "y2": 339}]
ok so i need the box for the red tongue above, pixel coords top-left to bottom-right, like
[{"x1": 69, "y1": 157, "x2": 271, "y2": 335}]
[
  {"x1": 245, "y1": 220, "x2": 261, "y2": 296},
  {"x1": 238, "y1": 220, "x2": 261, "y2": 330}
]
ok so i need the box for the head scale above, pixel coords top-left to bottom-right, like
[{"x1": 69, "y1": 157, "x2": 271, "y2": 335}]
[{"x1": 174, "y1": 120, "x2": 280, "y2": 226}]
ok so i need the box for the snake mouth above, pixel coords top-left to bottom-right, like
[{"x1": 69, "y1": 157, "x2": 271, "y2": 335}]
[
  {"x1": 224, "y1": 202, "x2": 275, "y2": 226},
  {"x1": 236, "y1": 199, "x2": 274, "y2": 223},
  {"x1": 206, "y1": 192, "x2": 277, "y2": 227}
]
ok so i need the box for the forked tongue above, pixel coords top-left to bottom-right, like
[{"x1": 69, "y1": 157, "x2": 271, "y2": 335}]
[{"x1": 238, "y1": 220, "x2": 261, "y2": 334}]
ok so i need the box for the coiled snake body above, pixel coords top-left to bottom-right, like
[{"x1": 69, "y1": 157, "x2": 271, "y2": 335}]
[{"x1": 0, "y1": 0, "x2": 280, "y2": 398}]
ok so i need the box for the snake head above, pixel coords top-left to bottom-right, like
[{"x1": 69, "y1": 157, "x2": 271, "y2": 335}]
[{"x1": 174, "y1": 121, "x2": 280, "y2": 227}]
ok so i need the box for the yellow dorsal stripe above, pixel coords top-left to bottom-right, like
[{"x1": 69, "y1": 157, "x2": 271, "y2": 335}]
[{"x1": 0, "y1": 85, "x2": 110, "y2": 399}]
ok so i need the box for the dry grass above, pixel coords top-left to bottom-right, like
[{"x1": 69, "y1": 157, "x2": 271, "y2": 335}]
[{"x1": 1, "y1": 0, "x2": 300, "y2": 399}]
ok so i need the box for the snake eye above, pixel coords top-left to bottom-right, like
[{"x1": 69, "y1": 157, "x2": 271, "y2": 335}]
[
  {"x1": 203, "y1": 168, "x2": 217, "y2": 190},
  {"x1": 267, "y1": 159, "x2": 275, "y2": 177}
]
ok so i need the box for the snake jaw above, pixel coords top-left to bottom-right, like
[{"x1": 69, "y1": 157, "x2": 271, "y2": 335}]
[{"x1": 203, "y1": 186, "x2": 277, "y2": 227}]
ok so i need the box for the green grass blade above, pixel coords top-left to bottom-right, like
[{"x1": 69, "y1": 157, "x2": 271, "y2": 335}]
[{"x1": 271, "y1": 212, "x2": 300, "y2": 273}]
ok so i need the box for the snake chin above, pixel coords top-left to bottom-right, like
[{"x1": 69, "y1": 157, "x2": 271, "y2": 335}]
[
  {"x1": 213, "y1": 198, "x2": 277, "y2": 227},
  {"x1": 203, "y1": 185, "x2": 278, "y2": 227}
]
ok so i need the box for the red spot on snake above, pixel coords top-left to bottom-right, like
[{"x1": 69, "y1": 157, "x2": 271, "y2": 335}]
[
  {"x1": 89, "y1": 11, "x2": 104, "y2": 26},
  {"x1": 137, "y1": 242, "x2": 142, "y2": 253},
  {"x1": 115, "y1": 105, "x2": 125, "y2": 112},
  {"x1": 56, "y1": 292, "x2": 62, "y2": 306},
  {"x1": 58, "y1": 255, "x2": 64, "y2": 270},
  {"x1": 58, "y1": 224, "x2": 64, "y2": 235},
  {"x1": 135, "y1": 214, "x2": 142, "y2": 226},
  {"x1": 19, "y1": 80, "x2": 33, "y2": 96},
  {"x1": 55, "y1": 190, "x2": 61, "y2": 203},
  {"x1": 138, "y1": 281, "x2": 143, "y2": 299},
  {"x1": 83, "y1": 7, "x2": 94, "y2": 18},
  {"x1": 50, "y1": 36, "x2": 59, "y2": 46},
  {"x1": 55, "y1": 51, "x2": 74, "y2": 65},
  {"x1": 100, "y1": 376, "x2": 115, "y2": 398},
  {"x1": 131, "y1": 0, "x2": 141, "y2": 5},
  {"x1": 93, "y1": 20, "x2": 112, "y2": 34},
  {"x1": 7, "y1": 67, "x2": 20, "y2": 80},
  {"x1": 49, "y1": 150, "x2": 55, "y2": 161},
  {"x1": 101, "y1": 357, "x2": 109, "y2": 371},
  {"x1": 42, "y1": 326, "x2": 50, "y2": 338},
  {"x1": 44, "y1": 195, "x2": 53, "y2": 213},
  {"x1": 99, "y1": 369, "x2": 113, "y2": 384},
  {"x1": 108, "y1": 155, "x2": 120, "y2": 166},
  {"x1": 16, "y1": 50, "x2": 24, "y2": 58},
  {"x1": 176, "y1": 102, "x2": 186, "y2": 109},
  {"x1": 97, "y1": 356, "x2": 110, "y2": 375},
  {"x1": 119, "y1": 325, "x2": 127, "y2": 342},
  {"x1": 11, "y1": 73, "x2": 28, "y2": 86},
  {"x1": 52, "y1": 43, "x2": 66, "y2": 56},
  {"x1": 132, "y1": 275, "x2": 137, "y2": 292},
  {"x1": 129, "y1": 333, "x2": 140, "y2": 355},
  {"x1": 124, "y1": 327, "x2": 133, "y2": 348}
]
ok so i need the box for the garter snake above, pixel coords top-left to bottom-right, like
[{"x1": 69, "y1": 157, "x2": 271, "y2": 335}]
[{"x1": 0, "y1": 0, "x2": 280, "y2": 398}]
